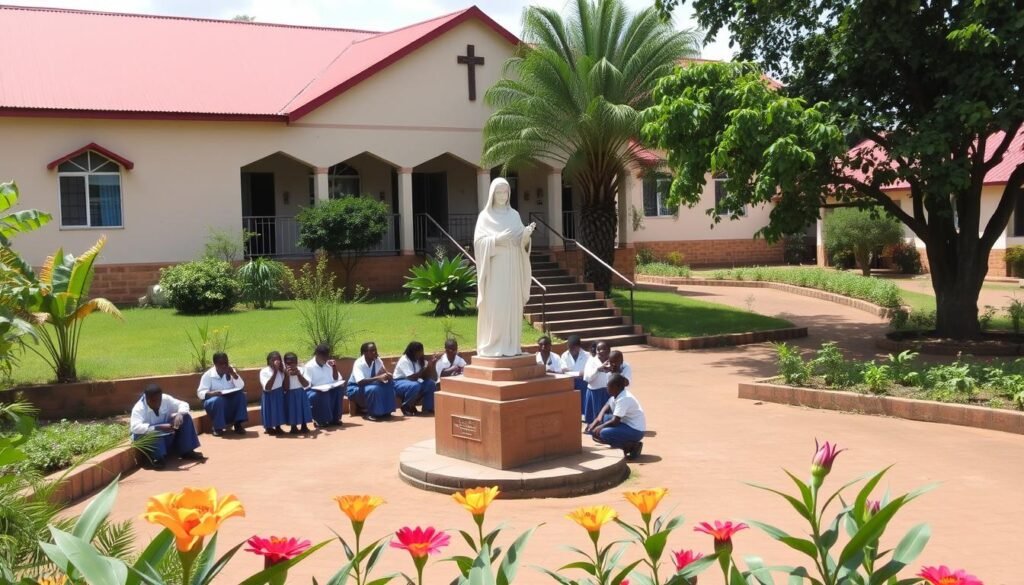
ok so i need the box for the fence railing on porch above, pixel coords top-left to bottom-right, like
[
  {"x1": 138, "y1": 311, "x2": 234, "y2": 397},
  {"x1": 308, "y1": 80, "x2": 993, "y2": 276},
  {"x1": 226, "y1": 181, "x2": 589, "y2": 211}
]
[
  {"x1": 241, "y1": 214, "x2": 400, "y2": 259},
  {"x1": 413, "y1": 213, "x2": 476, "y2": 255}
]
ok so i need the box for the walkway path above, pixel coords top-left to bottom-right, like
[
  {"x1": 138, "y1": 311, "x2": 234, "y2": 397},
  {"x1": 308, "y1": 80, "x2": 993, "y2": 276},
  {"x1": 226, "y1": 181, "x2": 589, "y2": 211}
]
[{"x1": 70, "y1": 286, "x2": 1022, "y2": 584}]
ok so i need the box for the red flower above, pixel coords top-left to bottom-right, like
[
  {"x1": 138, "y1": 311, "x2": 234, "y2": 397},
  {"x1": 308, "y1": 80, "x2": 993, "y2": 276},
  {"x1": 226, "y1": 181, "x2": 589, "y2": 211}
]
[
  {"x1": 918, "y1": 566, "x2": 983, "y2": 585},
  {"x1": 390, "y1": 526, "x2": 450, "y2": 559},
  {"x1": 245, "y1": 535, "x2": 311, "y2": 566},
  {"x1": 694, "y1": 521, "x2": 748, "y2": 544},
  {"x1": 672, "y1": 549, "x2": 704, "y2": 571},
  {"x1": 811, "y1": 439, "x2": 845, "y2": 484},
  {"x1": 865, "y1": 499, "x2": 881, "y2": 517}
]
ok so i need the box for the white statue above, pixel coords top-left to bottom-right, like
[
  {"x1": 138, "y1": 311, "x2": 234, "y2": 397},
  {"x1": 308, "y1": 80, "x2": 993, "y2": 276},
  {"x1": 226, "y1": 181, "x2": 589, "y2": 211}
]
[{"x1": 474, "y1": 178, "x2": 536, "y2": 357}]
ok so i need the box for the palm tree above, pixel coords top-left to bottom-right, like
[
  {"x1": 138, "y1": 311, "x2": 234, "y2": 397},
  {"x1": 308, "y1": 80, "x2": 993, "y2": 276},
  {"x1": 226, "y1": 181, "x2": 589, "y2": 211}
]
[{"x1": 483, "y1": 0, "x2": 699, "y2": 291}]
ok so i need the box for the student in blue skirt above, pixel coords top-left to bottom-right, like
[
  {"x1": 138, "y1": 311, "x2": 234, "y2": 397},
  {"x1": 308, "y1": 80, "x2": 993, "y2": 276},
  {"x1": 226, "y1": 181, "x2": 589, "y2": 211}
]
[
  {"x1": 582, "y1": 343, "x2": 633, "y2": 426},
  {"x1": 393, "y1": 341, "x2": 440, "y2": 415},
  {"x1": 347, "y1": 341, "x2": 398, "y2": 421},
  {"x1": 196, "y1": 352, "x2": 247, "y2": 437},
  {"x1": 304, "y1": 344, "x2": 344, "y2": 428},
  {"x1": 586, "y1": 374, "x2": 646, "y2": 460},
  {"x1": 282, "y1": 352, "x2": 312, "y2": 434},
  {"x1": 259, "y1": 351, "x2": 288, "y2": 435},
  {"x1": 130, "y1": 384, "x2": 204, "y2": 469},
  {"x1": 560, "y1": 335, "x2": 592, "y2": 414}
]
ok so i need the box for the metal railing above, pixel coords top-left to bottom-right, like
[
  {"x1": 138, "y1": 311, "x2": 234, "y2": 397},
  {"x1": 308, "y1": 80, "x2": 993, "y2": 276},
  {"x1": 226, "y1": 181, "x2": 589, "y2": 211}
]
[
  {"x1": 529, "y1": 212, "x2": 635, "y2": 322},
  {"x1": 242, "y1": 214, "x2": 400, "y2": 258},
  {"x1": 364, "y1": 214, "x2": 401, "y2": 255},
  {"x1": 416, "y1": 213, "x2": 549, "y2": 335},
  {"x1": 562, "y1": 210, "x2": 580, "y2": 244}
]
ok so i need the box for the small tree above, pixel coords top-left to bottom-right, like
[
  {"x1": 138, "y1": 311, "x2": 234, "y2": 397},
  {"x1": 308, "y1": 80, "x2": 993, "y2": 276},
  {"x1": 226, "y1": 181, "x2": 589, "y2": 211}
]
[
  {"x1": 296, "y1": 197, "x2": 390, "y2": 290},
  {"x1": 823, "y1": 208, "x2": 904, "y2": 276}
]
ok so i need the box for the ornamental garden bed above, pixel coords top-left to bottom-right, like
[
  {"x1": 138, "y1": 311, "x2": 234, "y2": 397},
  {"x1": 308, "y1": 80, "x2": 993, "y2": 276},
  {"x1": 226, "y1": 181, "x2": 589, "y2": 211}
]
[{"x1": 880, "y1": 330, "x2": 1024, "y2": 356}]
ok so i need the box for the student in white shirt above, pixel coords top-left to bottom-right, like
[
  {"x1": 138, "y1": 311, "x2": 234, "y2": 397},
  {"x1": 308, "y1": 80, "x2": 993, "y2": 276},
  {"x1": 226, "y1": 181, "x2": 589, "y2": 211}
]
[
  {"x1": 347, "y1": 341, "x2": 398, "y2": 421},
  {"x1": 259, "y1": 351, "x2": 288, "y2": 435},
  {"x1": 394, "y1": 341, "x2": 441, "y2": 415},
  {"x1": 435, "y1": 338, "x2": 468, "y2": 380},
  {"x1": 585, "y1": 374, "x2": 646, "y2": 459},
  {"x1": 304, "y1": 344, "x2": 344, "y2": 427},
  {"x1": 582, "y1": 342, "x2": 633, "y2": 425},
  {"x1": 536, "y1": 335, "x2": 564, "y2": 373},
  {"x1": 281, "y1": 352, "x2": 312, "y2": 434},
  {"x1": 196, "y1": 352, "x2": 247, "y2": 437},
  {"x1": 131, "y1": 383, "x2": 204, "y2": 469},
  {"x1": 560, "y1": 335, "x2": 592, "y2": 413}
]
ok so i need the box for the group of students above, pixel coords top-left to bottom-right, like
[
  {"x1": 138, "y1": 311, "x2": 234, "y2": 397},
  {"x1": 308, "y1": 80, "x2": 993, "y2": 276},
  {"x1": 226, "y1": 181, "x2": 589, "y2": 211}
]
[{"x1": 129, "y1": 335, "x2": 646, "y2": 468}]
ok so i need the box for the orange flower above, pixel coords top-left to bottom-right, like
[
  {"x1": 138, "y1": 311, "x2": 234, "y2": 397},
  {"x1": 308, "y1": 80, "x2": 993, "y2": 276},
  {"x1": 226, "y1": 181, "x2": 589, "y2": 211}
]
[
  {"x1": 452, "y1": 486, "x2": 500, "y2": 516},
  {"x1": 37, "y1": 577, "x2": 67, "y2": 585},
  {"x1": 624, "y1": 488, "x2": 668, "y2": 517},
  {"x1": 334, "y1": 495, "x2": 385, "y2": 523},
  {"x1": 143, "y1": 487, "x2": 245, "y2": 552},
  {"x1": 566, "y1": 505, "x2": 617, "y2": 534}
]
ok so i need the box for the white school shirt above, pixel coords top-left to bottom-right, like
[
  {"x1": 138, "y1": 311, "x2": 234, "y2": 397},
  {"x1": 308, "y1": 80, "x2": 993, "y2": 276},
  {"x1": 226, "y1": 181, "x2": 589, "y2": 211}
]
[
  {"x1": 304, "y1": 358, "x2": 342, "y2": 390},
  {"x1": 394, "y1": 355, "x2": 427, "y2": 382},
  {"x1": 583, "y1": 356, "x2": 633, "y2": 390},
  {"x1": 130, "y1": 394, "x2": 190, "y2": 436},
  {"x1": 350, "y1": 357, "x2": 385, "y2": 384},
  {"x1": 259, "y1": 366, "x2": 285, "y2": 390},
  {"x1": 560, "y1": 349, "x2": 591, "y2": 377},
  {"x1": 197, "y1": 367, "x2": 245, "y2": 399},
  {"x1": 608, "y1": 389, "x2": 646, "y2": 432},
  {"x1": 435, "y1": 353, "x2": 467, "y2": 377},
  {"x1": 536, "y1": 351, "x2": 563, "y2": 373}
]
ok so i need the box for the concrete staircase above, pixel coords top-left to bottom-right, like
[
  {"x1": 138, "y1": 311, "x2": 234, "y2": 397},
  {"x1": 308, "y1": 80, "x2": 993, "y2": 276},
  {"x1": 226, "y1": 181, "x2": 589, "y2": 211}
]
[{"x1": 525, "y1": 251, "x2": 647, "y2": 347}]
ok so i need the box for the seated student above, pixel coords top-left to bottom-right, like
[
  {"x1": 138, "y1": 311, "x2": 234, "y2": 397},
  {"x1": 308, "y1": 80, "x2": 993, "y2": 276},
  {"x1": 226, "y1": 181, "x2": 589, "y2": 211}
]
[
  {"x1": 585, "y1": 374, "x2": 645, "y2": 460},
  {"x1": 435, "y1": 338, "x2": 468, "y2": 380},
  {"x1": 394, "y1": 341, "x2": 440, "y2": 415},
  {"x1": 197, "y1": 351, "x2": 247, "y2": 437},
  {"x1": 305, "y1": 344, "x2": 344, "y2": 428},
  {"x1": 347, "y1": 341, "x2": 398, "y2": 421},
  {"x1": 582, "y1": 342, "x2": 633, "y2": 425},
  {"x1": 131, "y1": 383, "x2": 204, "y2": 469},
  {"x1": 560, "y1": 335, "x2": 592, "y2": 412},
  {"x1": 536, "y1": 335, "x2": 564, "y2": 373},
  {"x1": 282, "y1": 352, "x2": 312, "y2": 435},
  {"x1": 259, "y1": 351, "x2": 288, "y2": 435}
]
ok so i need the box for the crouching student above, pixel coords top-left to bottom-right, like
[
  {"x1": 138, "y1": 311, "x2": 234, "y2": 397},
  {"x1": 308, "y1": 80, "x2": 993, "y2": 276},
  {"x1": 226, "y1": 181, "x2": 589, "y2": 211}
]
[
  {"x1": 130, "y1": 383, "x2": 204, "y2": 469},
  {"x1": 347, "y1": 341, "x2": 397, "y2": 421},
  {"x1": 560, "y1": 335, "x2": 591, "y2": 414},
  {"x1": 282, "y1": 352, "x2": 312, "y2": 434},
  {"x1": 197, "y1": 351, "x2": 248, "y2": 437},
  {"x1": 435, "y1": 338, "x2": 467, "y2": 382},
  {"x1": 305, "y1": 344, "x2": 344, "y2": 428},
  {"x1": 394, "y1": 341, "x2": 440, "y2": 415},
  {"x1": 585, "y1": 374, "x2": 645, "y2": 460}
]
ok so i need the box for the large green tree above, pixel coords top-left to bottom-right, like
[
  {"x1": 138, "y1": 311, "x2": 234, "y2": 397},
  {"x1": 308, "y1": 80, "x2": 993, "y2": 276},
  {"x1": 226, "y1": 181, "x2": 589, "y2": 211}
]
[
  {"x1": 645, "y1": 0, "x2": 1024, "y2": 339},
  {"x1": 482, "y1": 0, "x2": 699, "y2": 291}
]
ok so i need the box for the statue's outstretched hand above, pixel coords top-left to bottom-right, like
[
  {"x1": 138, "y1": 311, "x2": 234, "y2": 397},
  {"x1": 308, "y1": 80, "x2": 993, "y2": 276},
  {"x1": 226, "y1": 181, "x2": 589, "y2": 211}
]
[{"x1": 524, "y1": 222, "x2": 536, "y2": 236}]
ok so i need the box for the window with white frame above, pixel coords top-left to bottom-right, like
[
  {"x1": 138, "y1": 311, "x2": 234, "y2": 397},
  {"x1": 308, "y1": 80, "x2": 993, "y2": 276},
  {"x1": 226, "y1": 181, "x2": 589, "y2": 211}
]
[
  {"x1": 328, "y1": 163, "x2": 360, "y2": 198},
  {"x1": 713, "y1": 174, "x2": 743, "y2": 216},
  {"x1": 57, "y1": 151, "x2": 123, "y2": 227},
  {"x1": 642, "y1": 173, "x2": 674, "y2": 217}
]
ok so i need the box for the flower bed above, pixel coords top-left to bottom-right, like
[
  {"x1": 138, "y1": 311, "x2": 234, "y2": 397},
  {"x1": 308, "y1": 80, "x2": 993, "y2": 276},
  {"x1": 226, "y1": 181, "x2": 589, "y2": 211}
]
[
  {"x1": 8, "y1": 419, "x2": 125, "y2": 475},
  {"x1": 701, "y1": 267, "x2": 904, "y2": 308}
]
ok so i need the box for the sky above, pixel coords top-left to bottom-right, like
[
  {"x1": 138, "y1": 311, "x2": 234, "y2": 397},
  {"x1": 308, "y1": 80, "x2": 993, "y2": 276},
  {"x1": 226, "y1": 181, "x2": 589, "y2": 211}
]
[{"x1": 4, "y1": 0, "x2": 734, "y2": 60}]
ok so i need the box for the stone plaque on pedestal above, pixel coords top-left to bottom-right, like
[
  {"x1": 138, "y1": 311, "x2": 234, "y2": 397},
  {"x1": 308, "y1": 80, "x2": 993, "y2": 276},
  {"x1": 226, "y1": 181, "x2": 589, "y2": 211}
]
[{"x1": 434, "y1": 354, "x2": 582, "y2": 470}]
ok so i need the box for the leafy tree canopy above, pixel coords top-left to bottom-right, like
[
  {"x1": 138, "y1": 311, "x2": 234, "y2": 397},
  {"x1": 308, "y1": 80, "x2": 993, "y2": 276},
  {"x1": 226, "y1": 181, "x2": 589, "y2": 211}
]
[{"x1": 296, "y1": 196, "x2": 390, "y2": 258}]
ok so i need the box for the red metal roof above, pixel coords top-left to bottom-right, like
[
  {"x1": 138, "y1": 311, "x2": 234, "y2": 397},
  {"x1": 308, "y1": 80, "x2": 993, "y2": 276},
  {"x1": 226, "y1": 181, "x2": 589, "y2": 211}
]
[
  {"x1": 0, "y1": 5, "x2": 517, "y2": 121},
  {"x1": 847, "y1": 129, "x2": 1024, "y2": 191},
  {"x1": 46, "y1": 142, "x2": 135, "y2": 170}
]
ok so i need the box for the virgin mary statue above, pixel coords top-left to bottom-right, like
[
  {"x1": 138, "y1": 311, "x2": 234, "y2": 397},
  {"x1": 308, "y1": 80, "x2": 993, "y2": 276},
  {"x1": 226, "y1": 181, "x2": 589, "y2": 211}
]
[{"x1": 474, "y1": 178, "x2": 535, "y2": 357}]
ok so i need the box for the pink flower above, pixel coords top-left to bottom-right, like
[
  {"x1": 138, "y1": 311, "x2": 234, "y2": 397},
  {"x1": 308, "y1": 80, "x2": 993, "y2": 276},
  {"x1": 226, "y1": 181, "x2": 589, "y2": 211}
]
[
  {"x1": 865, "y1": 499, "x2": 881, "y2": 518},
  {"x1": 672, "y1": 549, "x2": 704, "y2": 571},
  {"x1": 245, "y1": 535, "x2": 311, "y2": 566},
  {"x1": 918, "y1": 566, "x2": 983, "y2": 585},
  {"x1": 811, "y1": 439, "x2": 845, "y2": 485},
  {"x1": 694, "y1": 521, "x2": 748, "y2": 544},
  {"x1": 390, "y1": 526, "x2": 450, "y2": 559}
]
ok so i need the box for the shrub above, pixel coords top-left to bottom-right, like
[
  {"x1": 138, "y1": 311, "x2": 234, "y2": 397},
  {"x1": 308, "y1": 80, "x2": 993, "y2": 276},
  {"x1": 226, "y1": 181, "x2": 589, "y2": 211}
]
[
  {"x1": 1008, "y1": 297, "x2": 1024, "y2": 334},
  {"x1": 404, "y1": 256, "x2": 477, "y2": 316},
  {"x1": 775, "y1": 342, "x2": 811, "y2": 385},
  {"x1": 296, "y1": 196, "x2": 391, "y2": 289},
  {"x1": 783, "y1": 235, "x2": 808, "y2": 264},
  {"x1": 830, "y1": 249, "x2": 856, "y2": 270},
  {"x1": 635, "y1": 246, "x2": 656, "y2": 265},
  {"x1": 237, "y1": 257, "x2": 289, "y2": 309},
  {"x1": 635, "y1": 261, "x2": 692, "y2": 278},
  {"x1": 184, "y1": 321, "x2": 230, "y2": 372},
  {"x1": 202, "y1": 227, "x2": 253, "y2": 263},
  {"x1": 159, "y1": 259, "x2": 241, "y2": 314},
  {"x1": 979, "y1": 305, "x2": 998, "y2": 331},
  {"x1": 289, "y1": 255, "x2": 364, "y2": 355},
  {"x1": 890, "y1": 241, "x2": 923, "y2": 274},
  {"x1": 705, "y1": 266, "x2": 904, "y2": 308},
  {"x1": 665, "y1": 250, "x2": 685, "y2": 266},
  {"x1": 861, "y1": 362, "x2": 890, "y2": 394},
  {"x1": 812, "y1": 341, "x2": 860, "y2": 388},
  {"x1": 1006, "y1": 245, "x2": 1024, "y2": 277},
  {"x1": 12, "y1": 420, "x2": 125, "y2": 474},
  {"x1": 823, "y1": 207, "x2": 904, "y2": 276}
]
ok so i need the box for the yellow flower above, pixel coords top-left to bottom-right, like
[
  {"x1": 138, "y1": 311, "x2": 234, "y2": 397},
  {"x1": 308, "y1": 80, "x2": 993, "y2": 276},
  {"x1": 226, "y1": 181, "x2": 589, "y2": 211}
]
[
  {"x1": 624, "y1": 488, "x2": 668, "y2": 516},
  {"x1": 566, "y1": 505, "x2": 617, "y2": 534},
  {"x1": 143, "y1": 487, "x2": 245, "y2": 552},
  {"x1": 37, "y1": 577, "x2": 67, "y2": 585},
  {"x1": 452, "y1": 486, "x2": 500, "y2": 516},
  {"x1": 334, "y1": 495, "x2": 385, "y2": 523}
]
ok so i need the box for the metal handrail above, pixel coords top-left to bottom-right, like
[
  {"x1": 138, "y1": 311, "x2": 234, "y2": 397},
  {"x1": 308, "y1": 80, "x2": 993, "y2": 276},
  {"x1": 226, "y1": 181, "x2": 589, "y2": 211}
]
[
  {"x1": 417, "y1": 213, "x2": 549, "y2": 334},
  {"x1": 529, "y1": 212, "x2": 635, "y2": 322}
]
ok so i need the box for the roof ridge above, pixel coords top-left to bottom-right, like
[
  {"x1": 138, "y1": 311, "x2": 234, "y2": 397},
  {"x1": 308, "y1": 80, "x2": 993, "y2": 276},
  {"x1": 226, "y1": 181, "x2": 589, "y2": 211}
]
[
  {"x1": 0, "y1": 3, "x2": 381, "y2": 34},
  {"x1": 351, "y1": 6, "x2": 471, "y2": 45}
]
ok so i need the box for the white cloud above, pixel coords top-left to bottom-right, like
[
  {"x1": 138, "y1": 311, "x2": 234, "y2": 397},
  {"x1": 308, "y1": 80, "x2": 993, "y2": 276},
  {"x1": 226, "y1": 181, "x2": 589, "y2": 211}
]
[{"x1": 5, "y1": 0, "x2": 734, "y2": 59}]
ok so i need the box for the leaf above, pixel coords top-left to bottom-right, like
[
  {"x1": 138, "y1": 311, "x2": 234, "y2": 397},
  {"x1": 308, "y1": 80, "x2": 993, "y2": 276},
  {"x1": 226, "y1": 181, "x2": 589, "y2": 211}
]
[
  {"x1": 558, "y1": 560, "x2": 597, "y2": 574},
  {"x1": 73, "y1": 475, "x2": 120, "y2": 541},
  {"x1": 610, "y1": 560, "x2": 642, "y2": 585},
  {"x1": 496, "y1": 525, "x2": 538, "y2": 585},
  {"x1": 867, "y1": 524, "x2": 931, "y2": 585},
  {"x1": 642, "y1": 529, "x2": 672, "y2": 563},
  {"x1": 365, "y1": 575, "x2": 400, "y2": 585},
  {"x1": 50, "y1": 527, "x2": 128, "y2": 585},
  {"x1": 673, "y1": 552, "x2": 719, "y2": 579},
  {"x1": 747, "y1": 482, "x2": 811, "y2": 520},
  {"x1": 195, "y1": 536, "x2": 246, "y2": 585},
  {"x1": 533, "y1": 566, "x2": 579, "y2": 585},
  {"x1": 460, "y1": 529, "x2": 479, "y2": 552},
  {"x1": 126, "y1": 529, "x2": 175, "y2": 585},
  {"x1": 614, "y1": 518, "x2": 645, "y2": 542},
  {"x1": 747, "y1": 520, "x2": 818, "y2": 559},
  {"x1": 237, "y1": 539, "x2": 331, "y2": 585}
]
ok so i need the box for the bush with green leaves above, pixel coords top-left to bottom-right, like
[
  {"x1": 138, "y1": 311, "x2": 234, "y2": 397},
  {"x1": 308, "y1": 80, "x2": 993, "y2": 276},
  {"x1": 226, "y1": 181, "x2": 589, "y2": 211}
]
[
  {"x1": 774, "y1": 342, "x2": 811, "y2": 385},
  {"x1": 1006, "y1": 245, "x2": 1024, "y2": 277},
  {"x1": 634, "y1": 247, "x2": 656, "y2": 265},
  {"x1": 296, "y1": 196, "x2": 390, "y2": 289},
  {"x1": 159, "y1": 259, "x2": 241, "y2": 314},
  {"x1": 237, "y1": 257, "x2": 289, "y2": 309},
  {"x1": 783, "y1": 235, "x2": 808, "y2": 265},
  {"x1": 823, "y1": 208, "x2": 905, "y2": 276},
  {"x1": 9, "y1": 420, "x2": 125, "y2": 475},
  {"x1": 404, "y1": 255, "x2": 477, "y2": 316},
  {"x1": 635, "y1": 261, "x2": 692, "y2": 278},
  {"x1": 890, "y1": 241, "x2": 923, "y2": 274},
  {"x1": 1007, "y1": 298, "x2": 1024, "y2": 334},
  {"x1": 706, "y1": 266, "x2": 904, "y2": 308}
]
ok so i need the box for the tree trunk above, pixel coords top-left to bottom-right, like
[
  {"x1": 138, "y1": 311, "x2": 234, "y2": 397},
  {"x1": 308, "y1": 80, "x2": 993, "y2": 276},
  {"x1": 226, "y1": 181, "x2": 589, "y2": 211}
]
[
  {"x1": 927, "y1": 241, "x2": 986, "y2": 339},
  {"x1": 579, "y1": 199, "x2": 618, "y2": 293},
  {"x1": 854, "y1": 245, "x2": 872, "y2": 276}
]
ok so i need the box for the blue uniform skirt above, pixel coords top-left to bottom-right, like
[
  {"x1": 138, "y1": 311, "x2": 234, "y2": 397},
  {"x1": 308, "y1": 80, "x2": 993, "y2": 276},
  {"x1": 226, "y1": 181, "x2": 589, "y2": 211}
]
[
  {"x1": 583, "y1": 387, "x2": 609, "y2": 425},
  {"x1": 283, "y1": 388, "x2": 313, "y2": 425},
  {"x1": 132, "y1": 414, "x2": 201, "y2": 462},
  {"x1": 572, "y1": 377, "x2": 589, "y2": 414},
  {"x1": 261, "y1": 388, "x2": 286, "y2": 429},
  {"x1": 346, "y1": 381, "x2": 397, "y2": 417},
  {"x1": 203, "y1": 391, "x2": 248, "y2": 431},
  {"x1": 393, "y1": 378, "x2": 425, "y2": 409},
  {"x1": 307, "y1": 385, "x2": 343, "y2": 425},
  {"x1": 593, "y1": 414, "x2": 644, "y2": 449}
]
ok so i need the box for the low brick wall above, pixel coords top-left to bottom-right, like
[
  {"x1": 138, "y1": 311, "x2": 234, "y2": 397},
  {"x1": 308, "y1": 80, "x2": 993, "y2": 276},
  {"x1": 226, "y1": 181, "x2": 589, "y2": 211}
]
[
  {"x1": 635, "y1": 239, "x2": 785, "y2": 267},
  {"x1": 550, "y1": 246, "x2": 636, "y2": 283},
  {"x1": 738, "y1": 380, "x2": 1024, "y2": 435},
  {"x1": 648, "y1": 327, "x2": 807, "y2": 350}
]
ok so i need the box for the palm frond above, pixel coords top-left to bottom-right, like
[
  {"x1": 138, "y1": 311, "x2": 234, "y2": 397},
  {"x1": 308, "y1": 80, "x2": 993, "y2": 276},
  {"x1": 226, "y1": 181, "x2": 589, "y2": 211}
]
[
  {"x1": 71, "y1": 297, "x2": 124, "y2": 322},
  {"x1": 93, "y1": 519, "x2": 137, "y2": 560}
]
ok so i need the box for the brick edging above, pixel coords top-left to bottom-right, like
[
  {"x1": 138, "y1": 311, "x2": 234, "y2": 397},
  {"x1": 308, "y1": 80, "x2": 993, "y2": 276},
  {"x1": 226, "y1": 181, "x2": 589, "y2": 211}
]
[
  {"x1": 636, "y1": 277, "x2": 897, "y2": 318},
  {"x1": 738, "y1": 380, "x2": 1024, "y2": 435},
  {"x1": 648, "y1": 327, "x2": 807, "y2": 350},
  {"x1": 876, "y1": 336, "x2": 1024, "y2": 357}
]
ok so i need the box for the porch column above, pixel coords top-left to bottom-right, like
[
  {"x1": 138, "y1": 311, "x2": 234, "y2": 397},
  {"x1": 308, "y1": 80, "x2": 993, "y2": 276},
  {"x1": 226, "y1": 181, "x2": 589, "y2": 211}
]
[
  {"x1": 816, "y1": 215, "x2": 826, "y2": 266},
  {"x1": 477, "y1": 168, "x2": 491, "y2": 211},
  {"x1": 398, "y1": 167, "x2": 415, "y2": 255},
  {"x1": 314, "y1": 167, "x2": 330, "y2": 203},
  {"x1": 546, "y1": 168, "x2": 564, "y2": 250}
]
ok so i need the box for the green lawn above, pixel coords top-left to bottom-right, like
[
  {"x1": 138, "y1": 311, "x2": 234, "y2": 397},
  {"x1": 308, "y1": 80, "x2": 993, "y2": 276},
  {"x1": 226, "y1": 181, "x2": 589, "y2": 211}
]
[
  {"x1": 10, "y1": 297, "x2": 539, "y2": 386},
  {"x1": 612, "y1": 288, "x2": 793, "y2": 338}
]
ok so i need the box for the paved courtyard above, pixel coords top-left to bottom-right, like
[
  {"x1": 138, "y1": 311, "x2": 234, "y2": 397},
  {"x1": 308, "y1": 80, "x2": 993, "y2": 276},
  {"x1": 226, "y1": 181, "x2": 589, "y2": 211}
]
[{"x1": 72, "y1": 287, "x2": 1023, "y2": 584}]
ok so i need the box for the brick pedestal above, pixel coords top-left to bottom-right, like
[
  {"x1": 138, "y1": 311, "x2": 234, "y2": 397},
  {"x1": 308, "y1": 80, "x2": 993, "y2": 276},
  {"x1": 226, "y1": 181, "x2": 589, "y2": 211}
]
[{"x1": 434, "y1": 354, "x2": 582, "y2": 470}]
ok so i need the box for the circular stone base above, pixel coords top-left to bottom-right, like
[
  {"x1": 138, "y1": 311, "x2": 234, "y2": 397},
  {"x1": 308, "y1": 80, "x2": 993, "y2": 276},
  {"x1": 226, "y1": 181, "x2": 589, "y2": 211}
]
[{"x1": 399, "y1": 440, "x2": 630, "y2": 499}]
